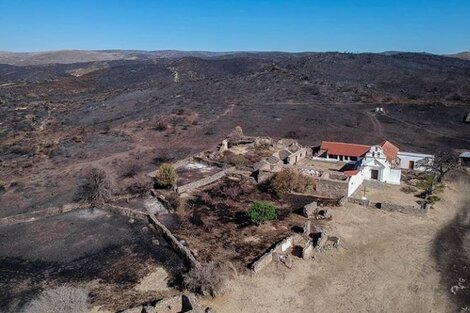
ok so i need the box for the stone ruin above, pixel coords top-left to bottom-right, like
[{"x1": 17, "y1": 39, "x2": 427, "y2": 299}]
[
  {"x1": 120, "y1": 293, "x2": 210, "y2": 313},
  {"x1": 303, "y1": 201, "x2": 332, "y2": 220},
  {"x1": 250, "y1": 218, "x2": 341, "y2": 274}
]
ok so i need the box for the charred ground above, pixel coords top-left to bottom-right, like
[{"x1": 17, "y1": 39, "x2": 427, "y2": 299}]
[
  {"x1": 1, "y1": 51, "x2": 470, "y2": 215},
  {"x1": 1, "y1": 51, "x2": 470, "y2": 311}
]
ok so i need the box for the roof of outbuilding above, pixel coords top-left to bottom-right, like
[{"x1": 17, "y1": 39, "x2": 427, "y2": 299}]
[
  {"x1": 320, "y1": 141, "x2": 371, "y2": 157},
  {"x1": 278, "y1": 150, "x2": 292, "y2": 160},
  {"x1": 343, "y1": 169, "x2": 360, "y2": 176},
  {"x1": 380, "y1": 140, "x2": 399, "y2": 162},
  {"x1": 267, "y1": 156, "x2": 280, "y2": 164}
]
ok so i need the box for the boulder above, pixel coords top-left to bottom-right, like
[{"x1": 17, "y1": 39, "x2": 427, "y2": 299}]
[{"x1": 303, "y1": 201, "x2": 317, "y2": 218}]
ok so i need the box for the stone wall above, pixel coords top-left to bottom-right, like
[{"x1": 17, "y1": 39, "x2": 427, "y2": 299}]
[
  {"x1": 102, "y1": 204, "x2": 148, "y2": 220},
  {"x1": 120, "y1": 293, "x2": 205, "y2": 313},
  {"x1": 177, "y1": 167, "x2": 235, "y2": 194},
  {"x1": 250, "y1": 234, "x2": 302, "y2": 274},
  {"x1": 0, "y1": 203, "x2": 87, "y2": 226},
  {"x1": 316, "y1": 176, "x2": 348, "y2": 198},
  {"x1": 347, "y1": 197, "x2": 427, "y2": 216},
  {"x1": 148, "y1": 214, "x2": 200, "y2": 269}
]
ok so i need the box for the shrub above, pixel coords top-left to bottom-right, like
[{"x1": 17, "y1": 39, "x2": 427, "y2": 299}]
[
  {"x1": 221, "y1": 151, "x2": 250, "y2": 167},
  {"x1": 219, "y1": 181, "x2": 243, "y2": 200},
  {"x1": 126, "y1": 178, "x2": 152, "y2": 195},
  {"x1": 428, "y1": 195, "x2": 441, "y2": 204},
  {"x1": 122, "y1": 164, "x2": 141, "y2": 178},
  {"x1": 154, "y1": 163, "x2": 177, "y2": 189},
  {"x1": 269, "y1": 168, "x2": 315, "y2": 197},
  {"x1": 246, "y1": 201, "x2": 278, "y2": 225},
  {"x1": 154, "y1": 116, "x2": 170, "y2": 131},
  {"x1": 74, "y1": 168, "x2": 112, "y2": 204},
  {"x1": 270, "y1": 168, "x2": 298, "y2": 197},
  {"x1": 400, "y1": 185, "x2": 418, "y2": 194},
  {"x1": 24, "y1": 286, "x2": 89, "y2": 313},
  {"x1": 182, "y1": 262, "x2": 228, "y2": 297}
]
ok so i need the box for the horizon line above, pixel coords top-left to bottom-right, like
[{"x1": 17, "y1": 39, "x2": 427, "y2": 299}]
[{"x1": 0, "y1": 48, "x2": 468, "y2": 56}]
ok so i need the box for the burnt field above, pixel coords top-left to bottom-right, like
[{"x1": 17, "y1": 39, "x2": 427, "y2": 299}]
[
  {"x1": 166, "y1": 178, "x2": 334, "y2": 272},
  {"x1": 0, "y1": 209, "x2": 186, "y2": 312},
  {"x1": 0, "y1": 51, "x2": 470, "y2": 310},
  {"x1": 1, "y1": 52, "x2": 470, "y2": 217}
]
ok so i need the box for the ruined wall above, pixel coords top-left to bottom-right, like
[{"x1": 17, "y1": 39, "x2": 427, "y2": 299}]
[
  {"x1": 286, "y1": 147, "x2": 309, "y2": 165},
  {"x1": 0, "y1": 203, "x2": 87, "y2": 226},
  {"x1": 148, "y1": 214, "x2": 200, "y2": 269},
  {"x1": 347, "y1": 197, "x2": 427, "y2": 216},
  {"x1": 250, "y1": 234, "x2": 302, "y2": 274},
  {"x1": 317, "y1": 176, "x2": 348, "y2": 198},
  {"x1": 102, "y1": 204, "x2": 148, "y2": 220},
  {"x1": 177, "y1": 167, "x2": 235, "y2": 194}
]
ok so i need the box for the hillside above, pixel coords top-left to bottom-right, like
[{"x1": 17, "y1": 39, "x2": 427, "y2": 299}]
[
  {"x1": 448, "y1": 52, "x2": 470, "y2": 60},
  {"x1": 0, "y1": 51, "x2": 470, "y2": 216}
]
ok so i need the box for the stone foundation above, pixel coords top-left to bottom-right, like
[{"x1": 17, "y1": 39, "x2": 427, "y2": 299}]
[{"x1": 347, "y1": 197, "x2": 427, "y2": 216}]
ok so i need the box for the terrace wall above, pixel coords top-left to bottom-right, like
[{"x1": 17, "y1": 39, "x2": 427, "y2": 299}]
[
  {"x1": 250, "y1": 234, "x2": 302, "y2": 274},
  {"x1": 176, "y1": 167, "x2": 236, "y2": 194},
  {"x1": 0, "y1": 203, "x2": 87, "y2": 226},
  {"x1": 316, "y1": 173, "x2": 349, "y2": 198},
  {"x1": 148, "y1": 214, "x2": 200, "y2": 269},
  {"x1": 347, "y1": 197, "x2": 427, "y2": 216}
]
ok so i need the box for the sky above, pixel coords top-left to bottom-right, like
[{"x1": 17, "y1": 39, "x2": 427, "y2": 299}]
[{"x1": 0, "y1": 0, "x2": 469, "y2": 54}]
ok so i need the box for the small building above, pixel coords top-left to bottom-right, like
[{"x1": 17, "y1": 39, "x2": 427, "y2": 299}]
[
  {"x1": 397, "y1": 151, "x2": 434, "y2": 171},
  {"x1": 460, "y1": 152, "x2": 470, "y2": 167},
  {"x1": 316, "y1": 141, "x2": 371, "y2": 162},
  {"x1": 360, "y1": 145, "x2": 401, "y2": 185}
]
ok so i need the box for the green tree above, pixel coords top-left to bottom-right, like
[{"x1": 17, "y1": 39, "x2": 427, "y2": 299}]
[
  {"x1": 246, "y1": 201, "x2": 278, "y2": 225},
  {"x1": 155, "y1": 163, "x2": 177, "y2": 189}
]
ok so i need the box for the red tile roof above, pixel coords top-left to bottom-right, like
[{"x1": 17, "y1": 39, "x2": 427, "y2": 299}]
[
  {"x1": 343, "y1": 169, "x2": 360, "y2": 176},
  {"x1": 320, "y1": 141, "x2": 371, "y2": 157},
  {"x1": 381, "y1": 140, "x2": 399, "y2": 162}
]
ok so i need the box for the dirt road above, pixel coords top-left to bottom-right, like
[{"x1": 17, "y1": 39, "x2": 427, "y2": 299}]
[{"x1": 202, "y1": 172, "x2": 470, "y2": 313}]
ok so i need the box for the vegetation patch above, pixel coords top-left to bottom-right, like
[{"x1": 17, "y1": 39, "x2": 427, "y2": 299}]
[{"x1": 246, "y1": 201, "x2": 278, "y2": 225}]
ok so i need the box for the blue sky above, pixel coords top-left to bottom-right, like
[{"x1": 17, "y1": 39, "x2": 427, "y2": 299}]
[{"x1": 0, "y1": 0, "x2": 469, "y2": 54}]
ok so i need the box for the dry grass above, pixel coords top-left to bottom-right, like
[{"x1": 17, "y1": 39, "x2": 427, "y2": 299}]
[
  {"x1": 182, "y1": 262, "x2": 229, "y2": 297},
  {"x1": 23, "y1": 286, "x2": 89, "y2": 313}
]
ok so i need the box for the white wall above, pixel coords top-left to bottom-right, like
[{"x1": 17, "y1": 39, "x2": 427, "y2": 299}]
[
  {"x1": 387, "y1": 169, "x2": 402, "y2": 185},
  {"x1": 397, "y1": 152, "x2": 434, "y2": 171},
  {"x1": 347, "y1": 171, "x2": 365, "y2": 196}
]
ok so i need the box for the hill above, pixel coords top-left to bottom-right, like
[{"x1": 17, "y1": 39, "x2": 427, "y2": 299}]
[
  {"x1": 0, "y1": 51, "x2": 469, "y2": 216},
  {"x1": 448, "y1": 52, "x2": 470, "y2": 60}
]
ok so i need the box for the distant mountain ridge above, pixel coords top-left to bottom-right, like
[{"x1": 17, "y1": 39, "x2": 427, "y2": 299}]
[{"x1": 2, "y1": 49, "x2": 470, "y2": 66}]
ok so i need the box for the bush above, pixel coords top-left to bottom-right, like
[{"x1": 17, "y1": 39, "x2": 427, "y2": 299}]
[
  {"x1": 74, "y1": 168, "x2": 112, "y2": 204},
  {"x1": 24, "y1": 286, "x2": 89, "y2": 313},
  {"x1": 246, "y1": 201, "x2": 278, "y2": 225},
  {"x1": 182, "y1": 262, "x2": 228, "y2": 297},
  {"x1": 126, "y1": 178, "x2": 152, "y2": 195},
  {"x1": 218, "y1": 181, "x2": 243, "y2": 200},
  {"x1": 154, "y1": 116, "x2": 170, "y2": 131},
  {"x1": 221, "y1": 151, "x2": 250, "y2": 167},
  {"x1": 270, "y1": 168, "x2": 298, "y2": 197},
  {"x1": 269, "y1": 168, "x2": 315, "y2": 197},
  {"x1": 400, "y1": 185, "x2": 418, "y2": 194},
  {"x1": 428, "y1": 195, "x2": 441, "y2": 204},
  {"x1": 154, "y1": 163, "x2": 177, "y2": 189},
  {"x1": 122, "y1": 164, "x2": 141, "y2": 178}
]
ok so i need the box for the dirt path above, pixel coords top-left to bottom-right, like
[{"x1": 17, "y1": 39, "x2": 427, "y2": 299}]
[
  {"x1": 365, "y1": 112, "x2": 383, "y2": 138},
  {"x1": 202, "y1": 176, "x2": 468, "y2": 313}
]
